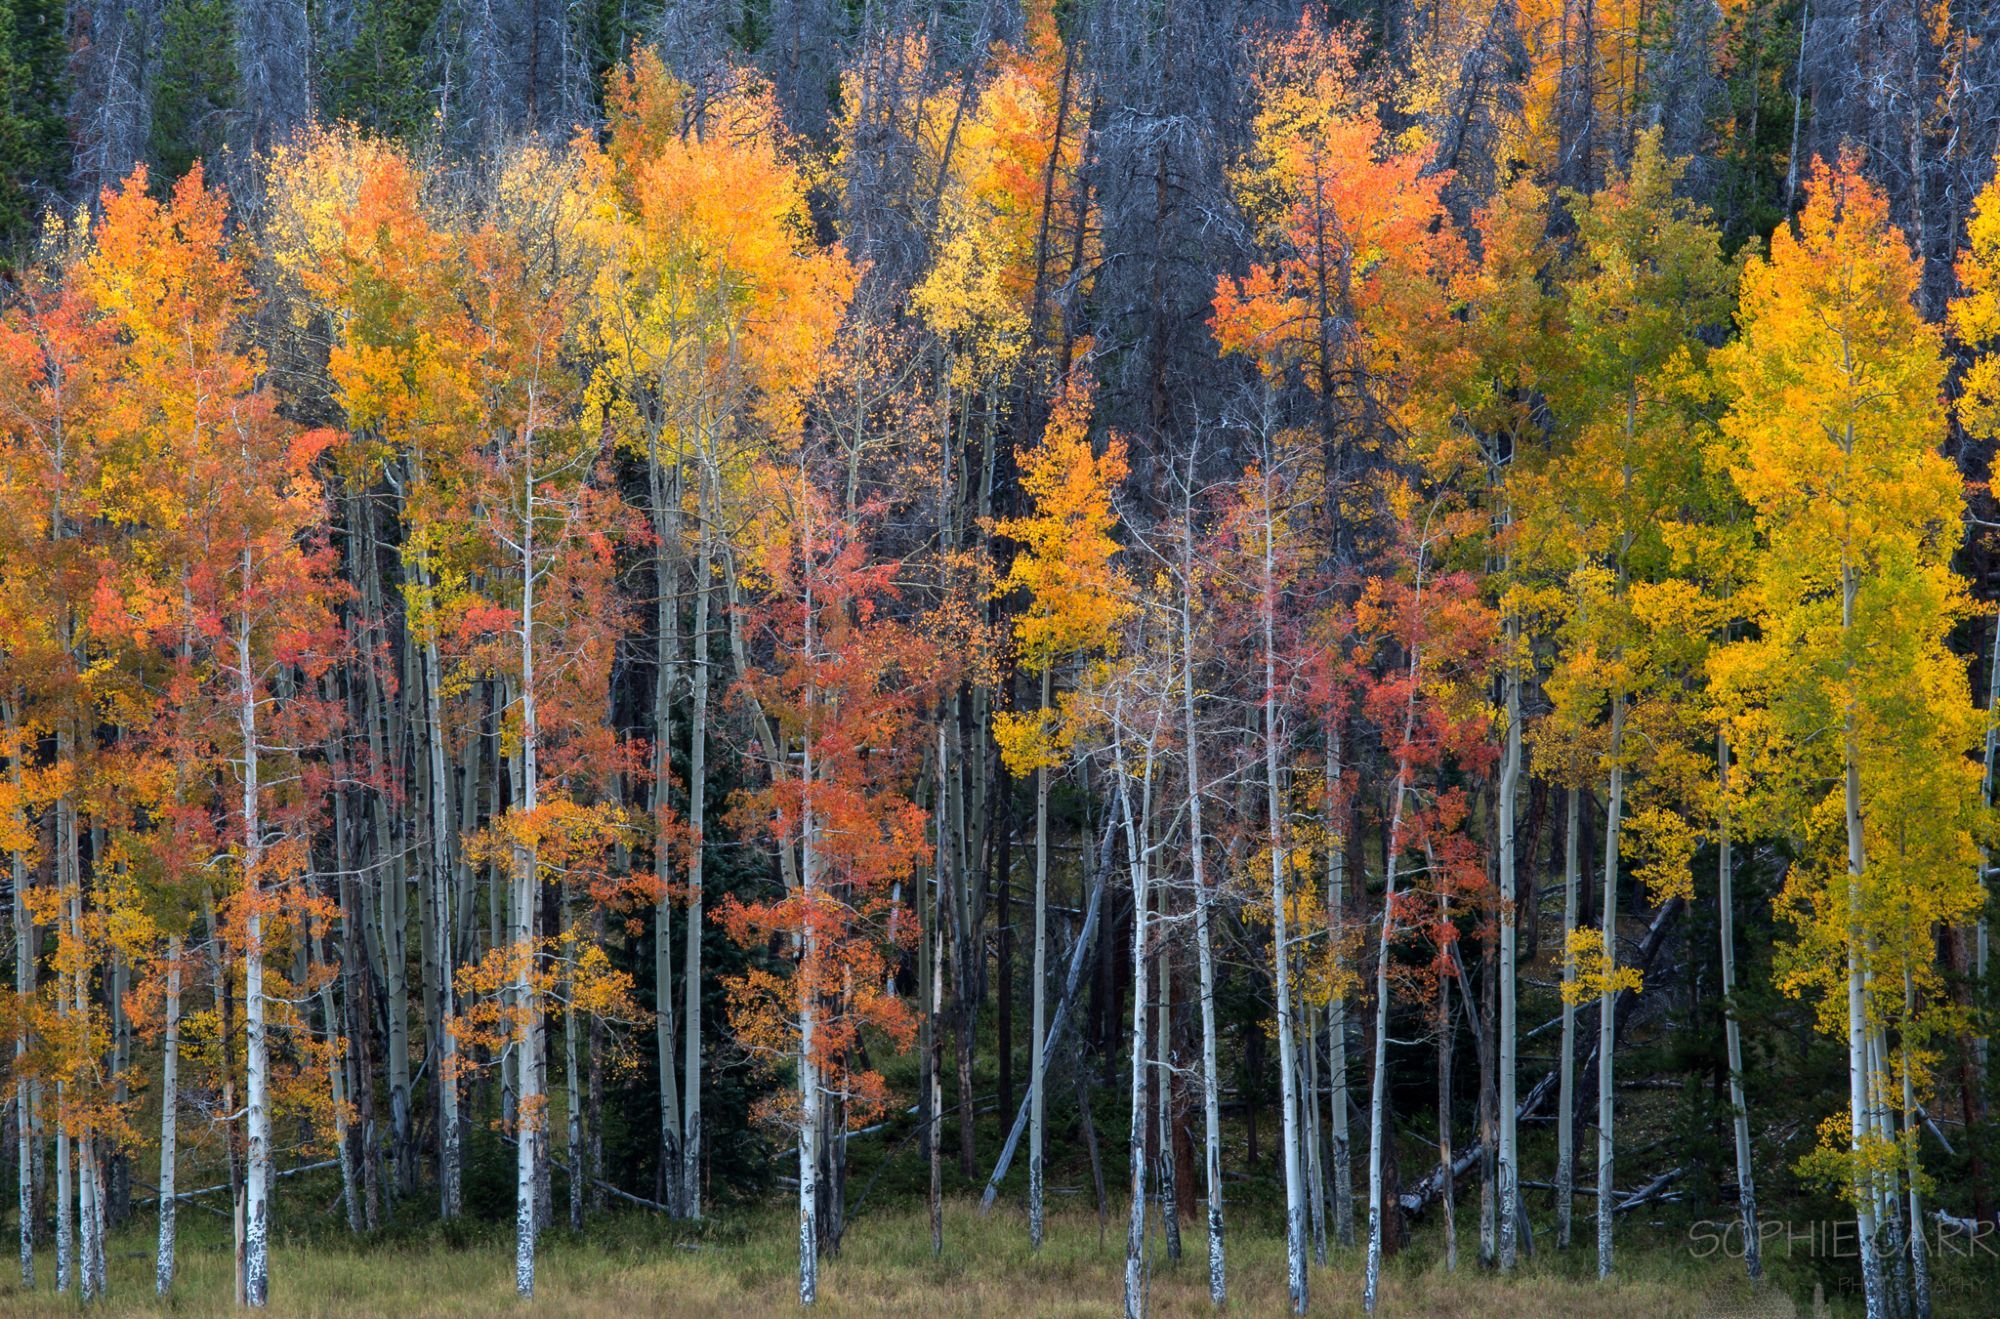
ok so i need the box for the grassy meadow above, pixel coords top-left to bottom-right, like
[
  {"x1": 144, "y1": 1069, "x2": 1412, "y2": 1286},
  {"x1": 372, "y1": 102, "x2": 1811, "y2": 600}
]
[{"x1": 0, "y1": 1196, "x2": 1849, "y2": 1317}]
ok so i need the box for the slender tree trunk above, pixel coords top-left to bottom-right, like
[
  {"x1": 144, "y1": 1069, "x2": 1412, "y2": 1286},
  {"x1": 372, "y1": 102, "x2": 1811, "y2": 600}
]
[
  {"x1": 513, "y1": 478, "x2": 542, "y2": 1299},
  {"x1": 1497, "y1": 618, "x2": 1522, "y2": 1271},
  {"x1": 1364, "y1": 758, "x2": 1411, "y2": 1314},
  {"x1": 1557, "y1": 786, "x2": 1580, "y2": 1250},
  {"x1": 418, "y1": 553, "x2": 461, "y2": 1220},
  {"x1": 238, "y1": 588, "x2": 271, "y2": 1308},
  {"x1": 1365, "y1": 633, "x2": 1423, "y2": 1314},
  {"x1": 156, "y1": 938, "x2": 182, "y2": 1293},
  {"x1": 649, "y1": 451, "x2": 683, "y2": 1216},
  {"x1": 1181, "y1": 538, "x2": 1227, "y2": 1304},
  {"x1": 1264, "y1": 516, "x2": 1308, "y2": 1315},
  {"x1": 1841, "y1": 563, "x2": 1887, "y2": 1319},
  {"x1": 1716, "y1": 734, "x2": 1761, "y2": 1280},
  {"x1": 1974, "y1": 607, "x2": 1998, "y2": 1096},
  {"x1": 9, "y1": 693, "x2": 34, "y2": 1290},
  {"x1": 798, "y1": 607, "x2": 822, "y2": 1307},
  {"x1": 1900, "y1": 968, "x2": 1931, "y2": 1319},
  {"x1": 1158, "y1": 929, "x2": 1182, "y2": 1264},
  {"x1": 683, "y1": 495, "x2": 713, "y2": 1222},
  {"x1": 1118, "y1": 743, "x2": 1151, "y2": 1319},
  {"x1": 1438, "y1": 978, "x2": 1457, "y2": 1273},
  {"x1": 1595, "y1": 696, "x2": 1624, "y2": 1282},
  {"x1": 1029, "y1": 667, "x2": 1052, "y2": 1250},
  {"x1": 1327, "y1": 733, "x2": 1354, "y2": 1251}
]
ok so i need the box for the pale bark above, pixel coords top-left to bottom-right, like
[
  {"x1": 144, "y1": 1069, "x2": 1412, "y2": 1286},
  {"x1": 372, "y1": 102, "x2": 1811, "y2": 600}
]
[
  {"x1": 1264, "y1": 505, "x2": 1308, "y2": 1314},
  {"x1": 1029, "y1": 666, "x2": 1052, "y2": 1250},
  {"x1": 1180, "y1": 481, "x2": 1227, "y2": 1304},
  {"x1": 157, "y1": 938, "x2": 183, "y2": 1293},
  {"x1": 9, "y1": 693, "x2": 33, "y2": 1290},
  {"x1": 1901, "y1": 968, "x2": 1931, "y2": 1319},
  {"x1": 239, "y1": 577, "x2": 272, "y2": 1309},
  {"x1": 418, "y1": 551, "x2": 462, "y2": 1219},
  {"x1": 649, "y1": 446, "x2": 683, "y2": 1216},
  {"x1": 683, "y1": 494, "x2": 713, "y2": 1221},
  {"x1": 1716, "y1": 735, "x2": 1761, "y2": 1280},
  {"x1": 1496, "y1": 620, "x2": 1522, "y2": 1271},
  {"x1": 1117, "y1": 737, "x2": 1151, "y2": 1319},
  {"x1": 512, "y1": 460, "x2": 542, "y2": 1300},
  {"x1": 1842, "y1": 559, "x2": 1887, "y2": 1319},
  {"x1": 1326, "y1": 733, "x2": 1354, "y2": 1251},
  {"x1": 1556, "y1": 787, "x2": 1580, "y2": 1250},
  {"x1": 1595, "y1": 697, "x2": 1624, "y2": 1281},
  {"x1": 1365, "y1": 625, "x2": 1423, "y2": 1313},
  {"x1": 798, "y1": 574, "x2": 822, "y2": 1307}
]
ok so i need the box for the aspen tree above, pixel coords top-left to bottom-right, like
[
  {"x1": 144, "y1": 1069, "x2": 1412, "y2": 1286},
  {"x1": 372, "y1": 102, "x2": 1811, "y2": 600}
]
[{"x1": 1716, "y1": 156, "x2": 1983, "y2": 1319}]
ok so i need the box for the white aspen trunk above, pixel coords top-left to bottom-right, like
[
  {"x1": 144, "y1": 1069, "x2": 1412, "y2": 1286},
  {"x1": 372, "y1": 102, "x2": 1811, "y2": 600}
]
[
  {"x1": 798, "y1": 568, "x2": 821, "y2": 1308},
  {"x1": 1264, "y1": 507, "x2": 1308, "y2": 1315},
  {"x1": 683, "y1": 498, "x2": 713, "y2": 1222},
  {"x1": 1497, "y1": 622, "x2": 1522, "y2": 1271},
  {"x1": 320, "y1": 963, "x2": 359, "y2": 1236},
  {"x1": 1595, "y1": 696, "x2": 1624, "y2": 1281},
  {"x1": 9, "y1": 692, "x2": 33, "y2": 1290},
  {"x1": 1158, "y1": 912, "x2": 1181, "y2": 1265},
  {"x1": 356, "y1": 509, "x2": 412, "y2": 1185},
  {"x1": 1028, "y1": 665, "x2": 1052, "y2": 1250},
  {"x1": 1842, "y1": 560, "x2": 1887, "y2": 1319},
  {"x1": 1118, "y1": 743, "x2": 1150, "y2": 1319},
  {"x1": 1897, "y1": 967, "x2": 1931, "y2": 1319},
  {"x1": 1437, "y1": 967, "x2": 1456, "y2": 1273},
  {"x1": 1180, "y1": 542, "x2": 1227, "y2": 1305},
  {"x1": 1363, "y1": 749, "x2": 1412, "y2": 1314},
  {"x1": 1327, "y1": 734, "x2": 1353, "y2": 1251},
  {"x1": 649, "y1": 451, "x2": 683, "y2": 1216},
  {"x1": 156, "y1": 938, "x2": 183, "y2": 1293},
  {"x1": 565, "y1": 886, "x2": 584, "y2": 1233},
  {"x1": 513, "y1": 461, "x2": 542, "y2": 1300},
  {"x1": 54, "y1": 1100, "x2": 69, "y2": 1295},
  {"x1": 1304, "y1": 1001, "x2": 1325, "y2": 1265},
  {"x1": 239, "y1": 584, "x2": 271, "y2": 1309},
  {"x1": 927, "y1": 721, "x2": 948, "y2": 1256},
  {"x1": 1716, "y1": 735, "x2": 1761, "y2": 1280},
  {"x1": 73, "y1": 855, "x2": 98, "y2": 1303},
  {"x1": 1870, "y1": 1022, "x2": 1911, "y2": 1316},
  {"x1": 1364, "y1": 625, "x2": 1423, "y2": 1314},
  {"x1": 1975, "y1": 608, "x2": 1998, "y2": 1094},
  {"x1": 53, "y1": 734, "x2": 75, "y2": 1297},
  {"x1": 419, "y1": 557, "x2": 461, "y2": 1220},
  {"x1": 1557, "y1": 786, "x2": 1579, "y2": 1249}
]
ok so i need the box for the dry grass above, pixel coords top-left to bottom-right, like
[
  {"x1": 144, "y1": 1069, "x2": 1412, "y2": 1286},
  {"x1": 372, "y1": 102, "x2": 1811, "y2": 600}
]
[{"x1": 0, "y1": 1199, "x2": 1820, "y2": 1317}]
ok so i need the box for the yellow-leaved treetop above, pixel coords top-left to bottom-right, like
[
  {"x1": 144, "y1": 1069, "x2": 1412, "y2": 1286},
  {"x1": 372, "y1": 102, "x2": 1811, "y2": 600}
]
[
  {"x1": 1713, "y1": 155, "x2": 1984, "y2": 1319},
  {"x1": 989, "y1": 364, "x2": 1127, "y2": 1249}
]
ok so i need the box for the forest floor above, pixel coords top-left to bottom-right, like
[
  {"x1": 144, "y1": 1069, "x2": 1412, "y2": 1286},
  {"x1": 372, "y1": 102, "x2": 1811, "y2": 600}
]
[{"x1": 0, "y1": 1198, "x2": 1844, "y2": 1317}]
